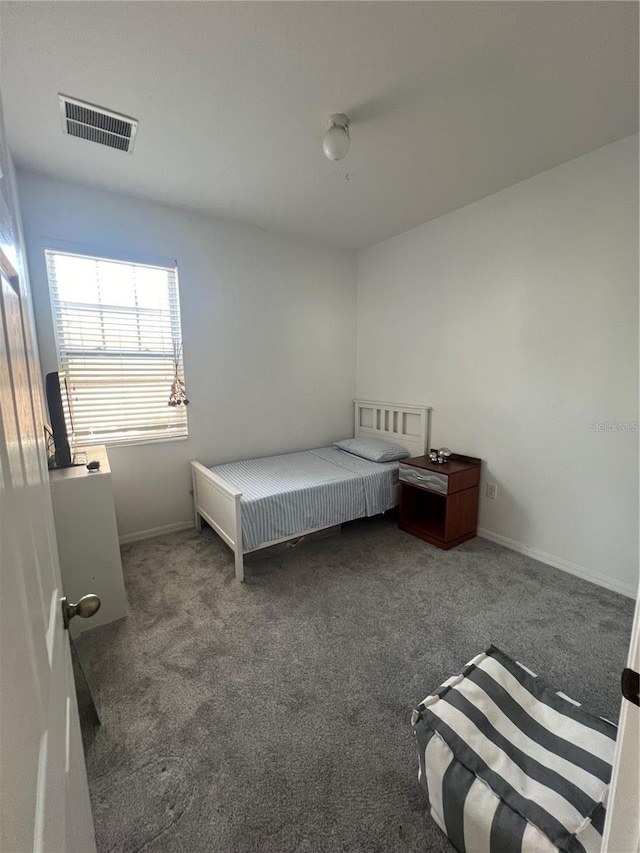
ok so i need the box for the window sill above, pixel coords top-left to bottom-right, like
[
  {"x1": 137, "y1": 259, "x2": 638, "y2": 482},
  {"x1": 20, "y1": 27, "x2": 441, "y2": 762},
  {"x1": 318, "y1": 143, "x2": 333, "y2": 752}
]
[{"x1": 73, "y1": 434, "x2": 189, "y2": 450}]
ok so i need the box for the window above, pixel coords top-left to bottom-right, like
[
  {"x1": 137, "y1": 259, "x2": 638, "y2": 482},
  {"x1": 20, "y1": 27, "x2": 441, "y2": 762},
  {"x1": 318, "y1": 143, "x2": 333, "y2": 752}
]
[{"x1": 45, "y1": 250, "x2": 188, "y2": 447}]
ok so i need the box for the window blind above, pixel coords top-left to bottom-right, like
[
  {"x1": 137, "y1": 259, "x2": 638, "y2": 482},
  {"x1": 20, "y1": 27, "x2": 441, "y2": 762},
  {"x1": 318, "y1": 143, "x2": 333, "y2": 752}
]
[{"x1": 45, "y1": 250, "x2": 188, "y2": 447}]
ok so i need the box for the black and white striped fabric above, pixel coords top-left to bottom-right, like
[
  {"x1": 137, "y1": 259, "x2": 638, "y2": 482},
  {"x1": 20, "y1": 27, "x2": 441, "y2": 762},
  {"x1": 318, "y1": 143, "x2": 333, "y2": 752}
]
[{"x1": 411, "y1": 646, "x2": 617, "y2": 853}]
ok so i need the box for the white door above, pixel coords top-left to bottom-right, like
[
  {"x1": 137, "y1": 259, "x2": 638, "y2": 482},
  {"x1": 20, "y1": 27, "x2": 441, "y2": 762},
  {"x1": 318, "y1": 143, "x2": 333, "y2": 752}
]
[
  {"x1": 602, "y1": 582, "x2": 640, "y2": 852},
  {"x1": 0, "y1": 168, "x2": 96, "y2": 849}
]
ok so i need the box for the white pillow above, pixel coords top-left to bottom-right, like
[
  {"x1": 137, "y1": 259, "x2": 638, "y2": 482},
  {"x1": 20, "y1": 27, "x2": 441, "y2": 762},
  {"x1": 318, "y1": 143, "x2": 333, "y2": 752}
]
[{"x1": 333, "y1": 437, "x2": 410, "y2": 462}]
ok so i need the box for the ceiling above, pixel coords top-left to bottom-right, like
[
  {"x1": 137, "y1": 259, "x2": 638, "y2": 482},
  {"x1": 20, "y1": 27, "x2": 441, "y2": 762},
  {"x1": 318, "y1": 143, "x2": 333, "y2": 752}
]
[{"x1": 0, "y1": 2, "x2": 637, "y2": 250}]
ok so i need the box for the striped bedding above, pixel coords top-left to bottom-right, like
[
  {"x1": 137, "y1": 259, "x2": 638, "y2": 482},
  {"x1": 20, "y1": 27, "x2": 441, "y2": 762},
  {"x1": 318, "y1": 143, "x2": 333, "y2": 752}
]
[
  {"x1": 411, "y1": 646, "x2": 617, "y2": 853},
  {"x1": 210, "y1": 447, "x2": 397, "y2": 550}
]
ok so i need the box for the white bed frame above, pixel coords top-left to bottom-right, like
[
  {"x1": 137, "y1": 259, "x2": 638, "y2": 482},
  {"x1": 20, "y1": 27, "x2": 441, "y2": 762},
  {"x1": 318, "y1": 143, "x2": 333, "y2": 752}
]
[{"x1": 190, "y1": 400, "x2": 431, "y2": 582}]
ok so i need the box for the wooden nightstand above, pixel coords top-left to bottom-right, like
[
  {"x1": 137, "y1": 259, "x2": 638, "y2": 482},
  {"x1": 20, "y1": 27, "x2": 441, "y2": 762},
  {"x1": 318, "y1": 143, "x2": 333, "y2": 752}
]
[{"x1": 398, "y1": 453, "x2": 482, "y2": 549}]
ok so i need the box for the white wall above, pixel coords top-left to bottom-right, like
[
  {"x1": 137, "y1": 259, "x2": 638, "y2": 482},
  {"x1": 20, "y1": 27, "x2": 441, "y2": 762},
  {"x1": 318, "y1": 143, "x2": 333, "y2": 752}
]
[
  {"x1": 19, "y1": 172, "x2": 357, "y2": 538},
  {"x1": 357, "y1": 135, "x2": 639, "y2": 596},
  {"x1": 18, "y1": 137, "x2": 639, "y2": 596}
]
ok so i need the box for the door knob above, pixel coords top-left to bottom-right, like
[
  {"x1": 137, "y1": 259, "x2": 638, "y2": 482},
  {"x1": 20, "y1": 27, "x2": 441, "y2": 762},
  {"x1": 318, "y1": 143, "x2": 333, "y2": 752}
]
[{"x1": 61, "y1": 594, "x2": 101, "y2": 629}]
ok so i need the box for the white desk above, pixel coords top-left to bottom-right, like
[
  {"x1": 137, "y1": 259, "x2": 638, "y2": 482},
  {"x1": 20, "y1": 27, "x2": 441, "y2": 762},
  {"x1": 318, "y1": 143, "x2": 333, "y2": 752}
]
[{"x1": 50, "y1": 445, "x2": 128, "y2": 637}]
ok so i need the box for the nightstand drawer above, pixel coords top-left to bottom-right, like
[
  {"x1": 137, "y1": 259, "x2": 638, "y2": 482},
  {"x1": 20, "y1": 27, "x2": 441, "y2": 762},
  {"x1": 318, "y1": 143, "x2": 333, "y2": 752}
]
[{"x1": 398, "y1": 463, "x2": 448, "y2": 494}]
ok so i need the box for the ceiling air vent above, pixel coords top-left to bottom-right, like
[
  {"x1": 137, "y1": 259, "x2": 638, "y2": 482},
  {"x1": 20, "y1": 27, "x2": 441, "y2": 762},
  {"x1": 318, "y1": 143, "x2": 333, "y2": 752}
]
[{"x1": 58, "y1": 95, "x2": 138, "y2": 153}]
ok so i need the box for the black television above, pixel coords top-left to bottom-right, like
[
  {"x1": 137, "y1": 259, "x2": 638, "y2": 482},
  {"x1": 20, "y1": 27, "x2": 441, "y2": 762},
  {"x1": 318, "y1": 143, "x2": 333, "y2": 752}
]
[{"x1": 45, "y1": 371, "x2": 78, "y2": 468}]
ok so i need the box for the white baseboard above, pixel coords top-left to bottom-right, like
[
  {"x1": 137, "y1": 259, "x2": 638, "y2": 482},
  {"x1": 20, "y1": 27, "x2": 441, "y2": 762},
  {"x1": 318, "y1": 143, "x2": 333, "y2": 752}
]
[
  {"x1": 119, "y1": 521, "x2": 193, "y2": 545},
  {"x1": 118, "y1": 520, "x2": 637, "y2": 597},
  {"x1": 477, "y1": 528, "x2": 637, "y2": 599}
]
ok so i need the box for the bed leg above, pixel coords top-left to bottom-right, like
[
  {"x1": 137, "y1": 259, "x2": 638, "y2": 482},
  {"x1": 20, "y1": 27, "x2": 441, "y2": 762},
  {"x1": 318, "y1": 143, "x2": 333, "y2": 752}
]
[
  {"x1": 191, "y1": 466, "x2": 202, "y2": 532},
  {"x1": 232, "y1": 492, "x2": 244, "y2": 582},
  {"x1": 235, "y1": 550, "x2": 245, "y2": 583}
]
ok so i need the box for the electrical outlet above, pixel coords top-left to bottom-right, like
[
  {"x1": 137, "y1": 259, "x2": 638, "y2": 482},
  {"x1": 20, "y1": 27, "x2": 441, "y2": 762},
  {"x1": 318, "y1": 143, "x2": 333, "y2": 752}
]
[{"x1": 486, "y1": 482, "x2": 498, "y2": 500}]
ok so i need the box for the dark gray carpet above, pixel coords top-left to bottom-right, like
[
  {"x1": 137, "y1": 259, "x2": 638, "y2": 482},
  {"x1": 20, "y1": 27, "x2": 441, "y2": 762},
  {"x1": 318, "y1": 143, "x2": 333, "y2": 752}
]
[{"x1": 76, "y1": 515, "x2": 634, "y2": 853}]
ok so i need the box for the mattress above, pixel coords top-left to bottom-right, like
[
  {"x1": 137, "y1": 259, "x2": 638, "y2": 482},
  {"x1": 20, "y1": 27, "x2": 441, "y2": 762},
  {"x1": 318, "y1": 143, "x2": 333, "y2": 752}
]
[{"x1": 210, "y1": 447, "x2": 398, "y2": 550}]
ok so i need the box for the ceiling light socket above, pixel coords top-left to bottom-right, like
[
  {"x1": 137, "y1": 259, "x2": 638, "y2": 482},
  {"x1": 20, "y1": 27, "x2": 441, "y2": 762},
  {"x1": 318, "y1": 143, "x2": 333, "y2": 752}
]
[{"x1": 327, "y1": 113, "x2": 349, "y2": 132}]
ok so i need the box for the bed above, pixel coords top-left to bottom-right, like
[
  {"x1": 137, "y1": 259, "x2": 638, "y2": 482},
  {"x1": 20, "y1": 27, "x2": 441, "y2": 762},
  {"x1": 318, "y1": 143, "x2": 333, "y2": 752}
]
[{"x1": 190, "y1": 400, "x2": 431, "y2": 581}]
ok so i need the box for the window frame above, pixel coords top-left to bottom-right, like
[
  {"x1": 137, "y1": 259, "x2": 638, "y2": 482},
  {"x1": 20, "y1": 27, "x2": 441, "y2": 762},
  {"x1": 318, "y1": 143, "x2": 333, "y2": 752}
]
[{"x1": 44, "y1": 243, "x2": 189, "y2": 449}]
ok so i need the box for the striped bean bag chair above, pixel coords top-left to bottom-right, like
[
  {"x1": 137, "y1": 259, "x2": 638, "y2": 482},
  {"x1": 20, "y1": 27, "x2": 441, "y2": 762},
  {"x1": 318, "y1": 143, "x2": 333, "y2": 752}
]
[{"x1": 411, "y1": 646, "x2": 617, "y2": 853}]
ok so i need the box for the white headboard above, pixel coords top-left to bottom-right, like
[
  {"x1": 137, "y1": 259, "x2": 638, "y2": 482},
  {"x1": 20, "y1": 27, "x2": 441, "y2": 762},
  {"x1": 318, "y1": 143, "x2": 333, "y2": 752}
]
[{"x1": 354, "y1": 400, "x2": 431, "y2": 458}]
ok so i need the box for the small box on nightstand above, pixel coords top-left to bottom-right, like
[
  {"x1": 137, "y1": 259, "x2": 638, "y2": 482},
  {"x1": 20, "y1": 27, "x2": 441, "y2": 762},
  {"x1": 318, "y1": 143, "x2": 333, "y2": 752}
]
[{"x1": 398, "y1": 453, "x2": 482, "y2": 549}]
